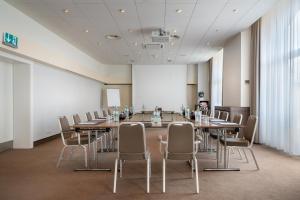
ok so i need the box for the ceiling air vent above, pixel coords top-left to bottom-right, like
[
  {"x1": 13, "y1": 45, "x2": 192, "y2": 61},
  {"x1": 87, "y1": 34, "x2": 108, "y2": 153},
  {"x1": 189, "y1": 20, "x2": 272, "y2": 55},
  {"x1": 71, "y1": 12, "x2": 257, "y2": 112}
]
[{"x1": 142, "y1": 43, "x2": 164, "y2": 49}]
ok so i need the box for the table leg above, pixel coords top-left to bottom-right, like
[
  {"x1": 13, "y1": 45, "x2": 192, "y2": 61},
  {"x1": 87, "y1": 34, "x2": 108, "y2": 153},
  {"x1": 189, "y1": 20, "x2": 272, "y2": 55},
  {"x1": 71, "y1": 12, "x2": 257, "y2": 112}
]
[
  {"x1": 223, "y1": 129, "x2": 227, "y2": 168},
  {"x1": 216, "y1": 129, "x2": 219, "y2": 168},
  {"x1": 203, "y1": 128, "x2": 240, "y2": 171},
  {"x1": 74, "y1": 131, "x2": 111, "y2": 172}
]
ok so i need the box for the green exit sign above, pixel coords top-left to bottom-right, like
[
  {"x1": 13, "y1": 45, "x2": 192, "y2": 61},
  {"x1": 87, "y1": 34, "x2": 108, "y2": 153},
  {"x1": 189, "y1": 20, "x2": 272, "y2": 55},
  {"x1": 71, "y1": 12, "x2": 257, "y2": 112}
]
[{"x1": 3, "y1": 32, "x2": 18, "y2": 48}]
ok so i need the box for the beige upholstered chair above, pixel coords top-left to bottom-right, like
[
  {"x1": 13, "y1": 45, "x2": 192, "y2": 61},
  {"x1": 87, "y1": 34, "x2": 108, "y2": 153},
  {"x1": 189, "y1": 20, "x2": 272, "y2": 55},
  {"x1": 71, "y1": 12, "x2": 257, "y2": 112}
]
[
  {"x1": 209, "y1": 111, "x2": 236, "y2": 139},
  {"x1": 113, "y1": 122, "x2": 151, "y2": 193},
  {"x1": 56, "y1": 116, "x2": 95, "y2": 168},
  {"x1": 102, "y1": 110, "x2": 108, "y2": 117},
  {"x1": 219, "y1": 111, "x2": 229, "y2": 121},
  {"x1": 228, "y1": 114, "x2": 243, "y2": 138},
  {"x1": 94, "y1": 111, "x2": 101, "y2": 119},
  {"x1": 73, "y1": 114, "x2": 103, "y2": 155},
  {"x1": 160, "y1": 122, "x2": 199, "y2": 193},
  {"x1": 86, "y1": 112, "x2": 93, "y2": 121},
  {"x1": 73, "y1": 114, "x2": 81, "y2": 125},
  {"x1": 220, "y1": 115, "x2": 259, "y2": 170},
  {"x1": 214, "y1": 110, "x2": 221, "y2": 119},
  {"x1": 108, "y1": 109, "x2": 112, "y2": 116}
]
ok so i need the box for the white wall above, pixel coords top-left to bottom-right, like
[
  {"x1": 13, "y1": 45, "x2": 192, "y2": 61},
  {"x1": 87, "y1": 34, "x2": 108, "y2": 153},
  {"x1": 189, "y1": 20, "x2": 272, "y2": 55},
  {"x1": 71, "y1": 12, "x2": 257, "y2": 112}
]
[
  {"x1": 223, "y1": 33, "x2": 241, "y2": 106},
  {"x1": 132, "y1": 65, "x2": 187, "y2": 112},
  {"x1": 32, "y1": 62, "x2": 102, "y2": 141},
  {"x1": 13, "y1": 62, "x2": 33, "y2": 148},
  {"x1": 222, "y1": 28, "x2": 252, "y2": 107},
  {"x1": 211, "y1": 50, "x2": 224, "y2": 111},
  {"x1": 0, "y1": 60, "x2": 13, "y2": 144},
  {"x1": 187, "y1": 64, "x2": 198, "y2": 84},
  {"x1": 0, "y1": 1, "x2": 110, "y2": 83},
  {"x1": 241, "y1": 28, "x2": 252, "y2": 107},
  {"x1": 105, "y1": 65, "x2": 132, "y2": 84},
  {"x1": 198, "y1": 62, "x2": 210, "y2": 101}
]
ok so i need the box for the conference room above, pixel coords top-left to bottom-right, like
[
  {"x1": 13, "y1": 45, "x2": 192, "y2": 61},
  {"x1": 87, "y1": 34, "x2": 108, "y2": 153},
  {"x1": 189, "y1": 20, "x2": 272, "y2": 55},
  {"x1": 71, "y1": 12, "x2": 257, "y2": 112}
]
[{"x1": 0, "y1": 0, "x2": 300, "y2": 199}]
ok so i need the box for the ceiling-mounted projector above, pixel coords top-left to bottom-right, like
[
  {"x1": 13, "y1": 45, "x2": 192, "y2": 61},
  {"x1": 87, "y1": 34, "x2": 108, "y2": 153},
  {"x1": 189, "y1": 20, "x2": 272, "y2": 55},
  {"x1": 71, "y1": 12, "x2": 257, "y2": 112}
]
[{"x1": 152, "y1": 28, "x2": 170, "y2": 43}]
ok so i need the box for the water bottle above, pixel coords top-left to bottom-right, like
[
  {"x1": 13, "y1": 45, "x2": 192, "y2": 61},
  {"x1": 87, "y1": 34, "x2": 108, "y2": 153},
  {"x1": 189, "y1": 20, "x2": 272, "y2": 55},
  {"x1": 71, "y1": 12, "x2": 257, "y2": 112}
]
[
  {"x1": 185, "y1": 108, "x2": 190, "y2": 119},
  {"x1": 195, "y1": 110, "x2": 202, "y2": 123}
]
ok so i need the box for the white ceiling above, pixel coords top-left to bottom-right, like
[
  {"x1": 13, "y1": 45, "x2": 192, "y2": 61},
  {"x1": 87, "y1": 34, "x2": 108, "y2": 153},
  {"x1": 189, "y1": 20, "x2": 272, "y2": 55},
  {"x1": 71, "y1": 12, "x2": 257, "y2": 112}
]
[{"x1": 6, "y1": 0, "x2": 277, "y2": 65}]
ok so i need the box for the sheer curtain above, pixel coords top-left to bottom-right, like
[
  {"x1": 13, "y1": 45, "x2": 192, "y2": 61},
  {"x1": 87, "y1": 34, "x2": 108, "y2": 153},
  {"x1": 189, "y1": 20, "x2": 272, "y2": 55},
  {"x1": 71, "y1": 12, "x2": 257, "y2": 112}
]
[
  {"x1": 260, "y1": 0, "x2": 300, "y2": 155},
  {"x1": 210, "y1": 49, "x2": 223, "y2": 113}
]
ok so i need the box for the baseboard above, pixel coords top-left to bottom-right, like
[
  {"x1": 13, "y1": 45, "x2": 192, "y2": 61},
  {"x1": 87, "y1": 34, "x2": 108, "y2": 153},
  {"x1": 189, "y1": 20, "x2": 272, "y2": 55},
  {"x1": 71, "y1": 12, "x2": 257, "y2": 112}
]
[
  {"x1": 0, "y1": 140, "x2": 13, "y2": 152},
  {"x1": 34, "y1": 133, "x2": 60, "y2": 147}
]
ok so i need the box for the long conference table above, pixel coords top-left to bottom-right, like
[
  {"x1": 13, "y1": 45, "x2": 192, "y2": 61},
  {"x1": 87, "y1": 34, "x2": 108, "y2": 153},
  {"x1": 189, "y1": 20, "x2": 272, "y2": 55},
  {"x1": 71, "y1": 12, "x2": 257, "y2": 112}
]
[{"x1": 73, "y1": 112, "x2": 245, "y2": 172}]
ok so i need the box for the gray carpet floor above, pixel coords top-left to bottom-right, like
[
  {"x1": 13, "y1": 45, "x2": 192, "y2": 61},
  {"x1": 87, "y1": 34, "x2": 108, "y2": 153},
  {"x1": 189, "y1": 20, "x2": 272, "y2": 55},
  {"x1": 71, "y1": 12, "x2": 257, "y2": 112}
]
[{"x1": 1, "y1": 128, "x2": 300, "y2": 200}]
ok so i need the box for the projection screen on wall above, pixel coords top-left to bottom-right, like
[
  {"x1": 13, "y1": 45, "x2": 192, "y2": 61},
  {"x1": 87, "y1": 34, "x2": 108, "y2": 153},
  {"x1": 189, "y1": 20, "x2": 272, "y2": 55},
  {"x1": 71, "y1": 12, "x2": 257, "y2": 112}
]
[{"x1": 132, "y1": 65, "x2": 187, "y2": 112}]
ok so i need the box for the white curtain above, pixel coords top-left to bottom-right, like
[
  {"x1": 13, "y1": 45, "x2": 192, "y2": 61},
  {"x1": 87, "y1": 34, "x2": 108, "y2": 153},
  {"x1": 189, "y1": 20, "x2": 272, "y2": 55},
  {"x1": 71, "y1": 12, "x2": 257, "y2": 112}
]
[
  {"x1": 260, "y1": 0, "x2": 300, "y2": 155},
  {"x1": 211, "y1": 49, "x2": 223, "y2": 113}
]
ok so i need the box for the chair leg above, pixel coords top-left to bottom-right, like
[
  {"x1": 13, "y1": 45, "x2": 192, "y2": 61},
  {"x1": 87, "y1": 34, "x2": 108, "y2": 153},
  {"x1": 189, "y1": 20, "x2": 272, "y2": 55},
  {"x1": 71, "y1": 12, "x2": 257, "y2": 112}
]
[
  {"x1": 147, "y1": 157, "x2": 150, "y2": 193},
  {"x1": 248, "y1": 148, "x2": 260, "y2": 170},
  {"x1": 113, "y1": 158, "x2": 118, "y2": 193},
  {"x1": 81, "y1": 146, "x2": 88, "y2": 168},
  {"x1": 120, "y1": 159, "x2": 123, "y2": 178},
  {"x1": 194, "y1": 157, "x2": 199, "y2": 194},
  {"x1": 56, "y1": 146, "x2": 67, "y2": 168},
  {"x1": 163, "y1": 158, "x2": 166, "y2": 193},
  {"x1": 93, "y1": 141, "x2": 97, "y2": 160},
  {"x1": 242, "y1": 148, "x2": 249, "y2": 163},
  {"x1": 104, "y1": 134, "x2": 107, "y2": 150},
  {"x1": 100, "y1": 137, "x2": 104, "y2": 152},
  {"x1": 237, "y1": 148, "x2": 243, "y2": 160},
  {"x1": 191, "y1": 159, "x2": 194, "y2": 178},
  {"x1": 149, "y1": 157, "x2": 152, "y2": 177},
  {"x1": 227, "y1": 148, "x2": 230, "y2": 168}
]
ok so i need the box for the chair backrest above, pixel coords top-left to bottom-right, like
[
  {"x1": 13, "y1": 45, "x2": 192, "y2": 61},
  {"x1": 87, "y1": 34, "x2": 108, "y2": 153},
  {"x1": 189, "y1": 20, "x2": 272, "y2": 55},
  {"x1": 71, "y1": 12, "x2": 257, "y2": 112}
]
[
  {"x1": 86, "y1": 112, "x2": 93, "y2": 121},
  {"x1": 118, "y1": 122, "x2": 146, "y2": 158},
  {"x1": 167, "y1": 122, "x2": 195, "y2": 154},
  {"x1": 214, "y1": 110, "x2": 220, "y2": 119},
  {"x1": 206, "y1": 110, "x2": 211, "y2": 117},
  {"x1": 232, "y1": 114, "x2": 243, "y2": 125},
  {"x1": 102, "y1": 110, "x2": 108, "y2": 117},
  {"x1": 59, "y1": 116, "x2": 73, "y2": 140},
  {"x1": 220, "y1": 111, "x2": 229, "y2": 121},
  {"x1": 94, "y1": 111, "x2": 100, "y2": 119},
  {"x1": 244, "y1": 115, "x2": 258, "y2": 146},
  {"x1": 73, "y1": 114, "x2": 81, "y2": 125}
]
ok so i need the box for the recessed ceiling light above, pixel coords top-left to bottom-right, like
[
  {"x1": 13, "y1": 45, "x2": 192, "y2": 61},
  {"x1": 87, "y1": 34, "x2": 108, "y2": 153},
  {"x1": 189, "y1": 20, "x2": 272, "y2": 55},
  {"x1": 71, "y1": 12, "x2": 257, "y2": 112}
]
[
  {"x1": 105, "y1": 34, "x2": 121, "y2": 40},
  {"x1": 176, "y1": 9, "x2": 183, "y2": 14},
  {"x1": 119, "y1": 9, "x2": 126, "y2": 13},
  {"x1": 63, "y1": 9, "x2": 69, "y2": 13},
  {"x1": 173, "y1": 29, "x2": 177, "y2": 33},
  {"x1": 85, "y1": 29, "x2": 89, "y2": 33},
  {"x1": 233, "y1": 9, "x2": 239, "y2": 13}
]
